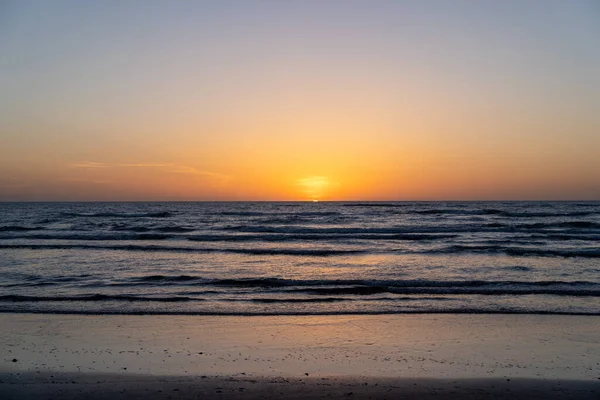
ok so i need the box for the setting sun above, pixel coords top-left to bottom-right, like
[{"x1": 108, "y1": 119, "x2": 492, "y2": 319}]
[{"x1": 297, "y1": 176, "x2": 331, "y2": 200}]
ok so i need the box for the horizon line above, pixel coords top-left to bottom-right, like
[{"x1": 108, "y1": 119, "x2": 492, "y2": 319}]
[{"x1": 1, "y1": 199, "x2": 599, "y2": 203}]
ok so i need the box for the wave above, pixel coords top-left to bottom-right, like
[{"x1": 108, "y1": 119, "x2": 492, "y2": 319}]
[
  {"x1": 0, "y1": 294, "x2": 454, "y2": 304},
  {"x1": 111, "y1": 225, "x2": 196, "y2": 233},
  {"x1": 220, "y1": 225, "x2": 482, "y2": 234},
  {"x1": 1, "y1": 309, "x2": 598, "y2": 316},
  {"x1": 227, "y1": 278, "x2": 600, "y2": 297},
  {"x1": 121, "y1": 276, "x2": 598, "y2": 289},
  {"x1": 295, "y1": 211, "x2": 341, "y2": 216},
  {"x1": 9, "y1": 222, "x2": 598, "y2": 243},
  {"x1": 217, "y1": 211, "x2": 341, "y2": 217},
  {"x1": 482, "y1": 221, "x2": 600, "y2": 231},
  {"x1": 2, "y1": 242, "x2": 598, "y2": 257},
  {"x1": 36, "y1": 218, "x2": 59, "y2": 224},
  {"x1": 415, "y1": 209, "x2": 503, "y2": 215},
  {"x1": 289, "y1": 286, "x2": 600, "y2": 297},
  {"x1": 221, "y1": 222, "x2": 600, "y2": 235},
  {"x1": 7, "y1": 232, "x2": 597, "y2": 244},
  {"x1": 208, "y1": 277, "x2": 291, "y2": 287},
  {"x1": 0, "y1": 230, "x2": 456, "y2": 242},
  {"x1": 0, "y1": 233, "x2": 173, "y2": 241},
  {"x1": 61, "y1": 211, "x2": 173, "y2": 218},
  {"x1": 332, "y1": 204, "x2": 600, "y2": 217},
  {"x1": 200, "y1": 277, "x2": 600, "y2": 297},
  {"x1": 188, "y1": 233, "x2": 456, "y2": 242},
  {"x1": 0, "y1": 226, "x2": 44, "y2": 232},
  {"x1": 417, "y1": 209, "x2": 597, "y2": 217},
  {"x1": 429, "y1": 244, "x2": 600, "y2": 258},
  {"x1": 249, "y1": 296, "x2": 452, "y2": 303},
  {"x1": 117, "y1": 276, "x2": 351, "y2": 287},
  {"x1": 1, "y1": 273, "x2": 104, "y2": 288},
  {"x1": 0, "y1": 243, "x2": 365, "y2": 256},
  {"x1": 98, "y1": 276, "x2": 291, "y2": 288},
  {"x1": 524, "y1": 233, "x2": 600, "y2": 241},
  {"x1": 501, "y1": 266, "x2": 532, "y2": 272},
  {"x1": 501, "y1": 211, "x2": 596, "y2": 218},
  {"x1": 0, "y1": 294, "x2": 196, "y2": 302},
  {"x1": 216, "y1": 211, "x2": 267, "y2": 216},
  {"x1": 133, "y1": 274, "x2": 201, "y2": 283},
  {"x1": 250, "y1": 297, "x2": 348, "y2": 303},
  {"x1": 0, "y1": 282, "x2": 57, "y2": 288},
  {"x1": 521, "y1": 221, "x2": 600, "y2": 229},
  {"x1": 24, "y1": 273, "x2": 589, "y2": 295},
  {"x1": 109, "y1": 225, "x2": 154, "y2": 232},
  {"x1": 9, "y1": 230, "x2": 598, "y2": 244},
  {"x1": 257, "y1": 216, "x2": 350, "y2": 225}
]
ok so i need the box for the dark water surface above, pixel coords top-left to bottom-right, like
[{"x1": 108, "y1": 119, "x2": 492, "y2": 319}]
[{"x1": 1, "y1": 202, "x2": 599, "y2": 315}]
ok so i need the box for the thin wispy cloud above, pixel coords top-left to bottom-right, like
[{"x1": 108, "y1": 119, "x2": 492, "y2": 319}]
[
  {"x1": 168, "y1": 165, "x2": 229, "y2": 180},
  {"x1": 70, "y1": 162, "x2": 109, "y2": 168},
  {"x1": 69, "y1": 161, "x2": 229, "y2": 183},
  {"x1": 117, "y1": 163, "x2": 172, "y2": 168},
  {"x1": 58, "y1": 178, "x2": 113, "y2": 185}
]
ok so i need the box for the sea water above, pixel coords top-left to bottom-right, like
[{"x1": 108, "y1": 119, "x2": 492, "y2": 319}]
[{"x1": 1, "y1": 201, "x2": 599, "y2": 315}]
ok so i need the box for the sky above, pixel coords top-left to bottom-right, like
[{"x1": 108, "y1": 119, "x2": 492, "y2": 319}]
[{"x1": 1, "y1": 0, "x2": 599, "y2": 201}]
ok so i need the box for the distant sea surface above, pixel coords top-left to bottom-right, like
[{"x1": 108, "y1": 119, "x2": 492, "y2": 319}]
[{"x1": 1, "y1": 202, "x2": 599, "y2": 315}]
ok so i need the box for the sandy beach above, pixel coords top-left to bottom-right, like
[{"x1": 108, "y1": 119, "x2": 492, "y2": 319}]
[{"x1": 1, "y1": 313, "x2": 599, "y2": 398}]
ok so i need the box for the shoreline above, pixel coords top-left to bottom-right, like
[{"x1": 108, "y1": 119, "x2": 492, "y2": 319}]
[{"x1": 1, "y1": 309, "x2": 600, "y2": 316}]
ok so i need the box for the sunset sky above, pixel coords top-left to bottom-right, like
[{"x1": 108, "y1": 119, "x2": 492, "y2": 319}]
[{"x1": 1, "y1": 1, "x2": 599, "y2": 201}]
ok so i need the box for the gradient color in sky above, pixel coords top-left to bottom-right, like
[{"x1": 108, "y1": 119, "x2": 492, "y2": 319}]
[{"x1": 1, "y1": 0, "x2": 599, "y2": 201}]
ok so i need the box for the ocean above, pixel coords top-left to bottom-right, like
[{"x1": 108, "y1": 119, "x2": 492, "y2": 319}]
[{"x1": 0, "y1": 201, "x2": 599, "y2": 315}]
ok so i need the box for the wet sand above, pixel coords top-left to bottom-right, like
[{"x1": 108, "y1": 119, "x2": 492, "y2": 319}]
[
  {"x1": 2, "y1": 372, "x2": 599, "y2": 399},
  {"x1": 1, "y1": 313, "x2": 599, "y2": 398}
]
